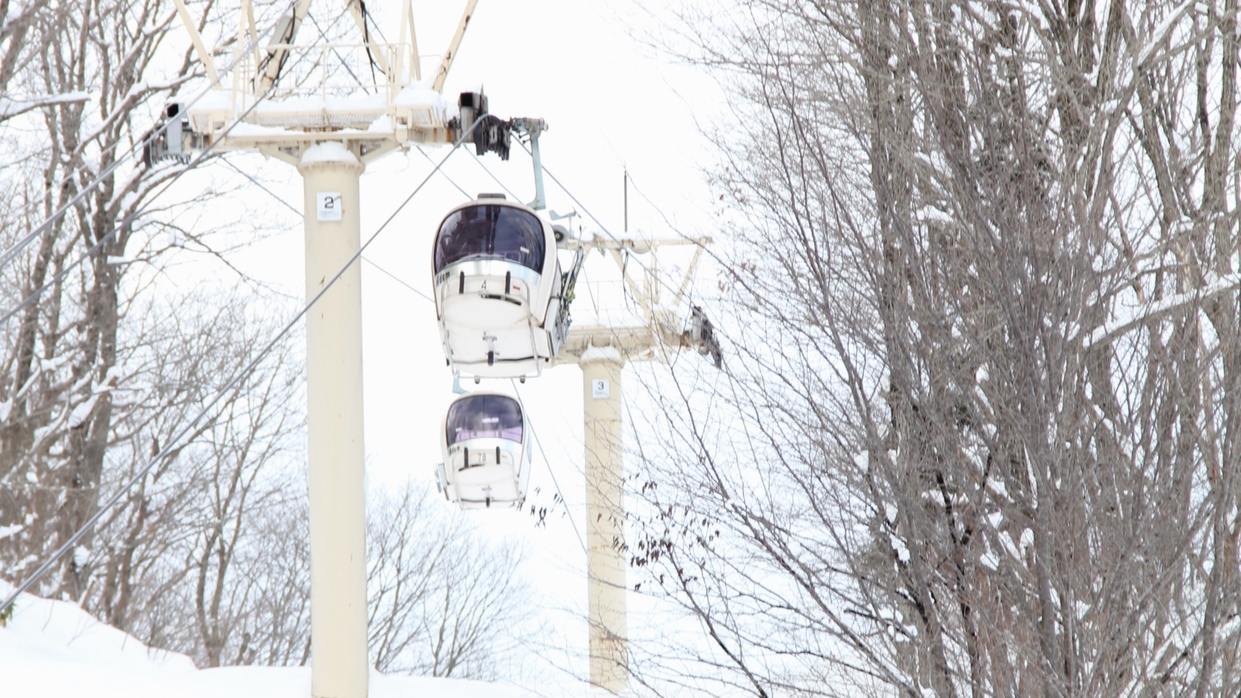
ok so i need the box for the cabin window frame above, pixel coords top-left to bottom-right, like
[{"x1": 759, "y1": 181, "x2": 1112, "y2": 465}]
[
  {"x1": 434, "y1": 205, "x2": 546, "y2": 273},
  {"x1": 446, "y1": 394, "x2": 524, "y2": 445}
]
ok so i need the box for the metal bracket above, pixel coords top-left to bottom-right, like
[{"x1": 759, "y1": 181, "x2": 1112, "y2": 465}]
[{"x1": 143, "y1": 103, "x2": 198, "y2": 167}]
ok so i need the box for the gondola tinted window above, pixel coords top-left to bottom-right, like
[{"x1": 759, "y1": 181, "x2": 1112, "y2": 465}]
[
  {"x1": 446, "y1": 394, "x2": 524, "y2": 444},
  {"x1": 434, "y1": 205, "x2": 545, "y2": 273}
]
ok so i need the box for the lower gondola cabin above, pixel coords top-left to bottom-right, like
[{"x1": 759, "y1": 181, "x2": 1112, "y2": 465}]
[{"x1": 434, "y1": 392, "x2": 531, "y2": 509}]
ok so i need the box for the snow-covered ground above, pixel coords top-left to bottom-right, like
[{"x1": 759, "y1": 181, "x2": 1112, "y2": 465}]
[{"x1": 0, "y1": 581, "x2": 604, "y2": 698}]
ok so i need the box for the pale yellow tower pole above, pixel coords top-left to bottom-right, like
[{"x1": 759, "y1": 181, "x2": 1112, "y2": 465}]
[
  {"x1": 299, "y1": 142, "x2": 369, "y2": 698},
  {"x1": 580, "y1": 351, "x2": 628, "y2": 693}
]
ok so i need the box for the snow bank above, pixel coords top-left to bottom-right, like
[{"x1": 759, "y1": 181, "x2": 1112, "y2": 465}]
[
  {"x1": 0, "y1": 580, "x2": 598, "y2": 697},
  {"x1": 0, "y1": 579, "x2": 201, "y2": 698}
]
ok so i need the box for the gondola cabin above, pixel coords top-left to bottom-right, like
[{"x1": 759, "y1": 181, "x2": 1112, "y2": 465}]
[
  {"x1": 432, "y1": 194, "x2": 569, "y2": 379},
  {"x1": 434, "y1": 392, "x2": 532, "y2": 509}
]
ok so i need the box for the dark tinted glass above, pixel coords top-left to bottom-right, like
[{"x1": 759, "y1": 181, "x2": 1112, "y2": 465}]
[
  {"x1": 445, "y1": 395, "x2": 524, "y2": 445},
  {"x1": 434, "y1": 205, "x2": 545, "y2": 273}
]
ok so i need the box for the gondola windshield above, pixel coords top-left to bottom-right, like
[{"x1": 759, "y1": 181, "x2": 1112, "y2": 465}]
[
  {"x1": 434, "y1": 205, "x2": 545, "y2": 273},
  {"x1": 445, "y1": 394, "x2": 524, "y2": 445}
]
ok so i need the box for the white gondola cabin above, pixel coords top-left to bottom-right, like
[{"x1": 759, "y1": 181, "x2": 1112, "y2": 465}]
[
  {"x1": 434, "y1": 392, "x2": 532, "y2": 509},
  {"x1": 432, "y1": 194, "x2": 569, "y2": 379}
]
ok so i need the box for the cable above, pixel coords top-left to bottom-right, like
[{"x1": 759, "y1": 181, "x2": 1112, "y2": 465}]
[
  {"x1": 221, "y1": 151, "x2": 438, "y2": 303},
  {"x1": 516, "y1": 139, "x2": 706, "y2": 302},
  {"x1": 0, "y1": 7, "x2": 326, "y2": 329},
  {"x1": 625, "y1": 170, "x2": 704, "y2": 243},
  {"x1": 221, "y1": 158, "x2": 302, "y2": 217},
  {"x1": 0, "y1": 116, "x2": 487, "y2": 617},
  {"x1": 308, "y1": 7, "x2": 371, "y2": 95},
  {"x1": 0, "y1": 7, "x2": 292, "y2": 277},
  {"x1": 511, "y1": 378, "x2": 588, "y2": 556},
  {"x1": 363, "y1": 257, "x2": 433, "y2": 303},
  {"x1": 513, "y1": 139, "x2": 731, "y2": 370},
  {"x1": 467, "y1": 148, "x2": 523, "y2": 201},
  {"x1": 0, "y1": 79, "x2": 284, "y2": 329},
  {"x1": 415, "y1": 146, "x2": 472, "y2": 199},
  {"x1": 214, "y1": 119, "x2": 634, "y2": 557}
]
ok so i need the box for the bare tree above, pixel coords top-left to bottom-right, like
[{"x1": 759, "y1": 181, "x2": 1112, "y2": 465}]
[
  {"x1": 110, "y1": 475, "x2": 537, "y2": 675},
  {"x1": 190, "y1": 319, "x2": 302, "y2": 667},
  {"x1": 0, "y1": 0, "x2": 233, "y2": 600},
  {"x1": 0, "y1": 2, "x2": 76, "y2": 122},
  {"x1": 98, "y1": 291, "x2": 306, "y2": 668},
  {"x1": 367, "y1": 484, "x2": 534, "y2": 680},
  {"x1": 627, "y1": 0, "x2": 1241, "y2": 696},
  {"x1": 240, "y1": 491, "x2": 314, "y2": 667},
  {"x1": 1, "y1": 4, "x2": 543, "y2": 683}
]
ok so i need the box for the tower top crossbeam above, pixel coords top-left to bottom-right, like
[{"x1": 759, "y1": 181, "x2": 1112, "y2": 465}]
[
  {"x1": 171, "y1": 0, "x2": 478, "y2": 164},
  {"x1": 553, "y1": 234, "x2": 714, "y2": 367}
]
